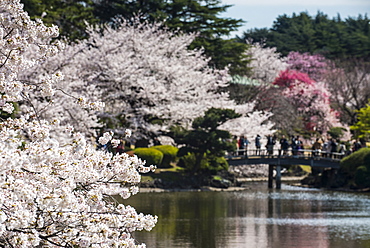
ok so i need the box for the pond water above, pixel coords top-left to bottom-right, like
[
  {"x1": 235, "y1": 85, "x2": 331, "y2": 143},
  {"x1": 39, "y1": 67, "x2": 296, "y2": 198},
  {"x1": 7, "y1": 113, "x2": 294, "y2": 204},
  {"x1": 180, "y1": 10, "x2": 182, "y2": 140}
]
[{"x1": 120, "y1": 183, "x2": 370, "y2": 248}]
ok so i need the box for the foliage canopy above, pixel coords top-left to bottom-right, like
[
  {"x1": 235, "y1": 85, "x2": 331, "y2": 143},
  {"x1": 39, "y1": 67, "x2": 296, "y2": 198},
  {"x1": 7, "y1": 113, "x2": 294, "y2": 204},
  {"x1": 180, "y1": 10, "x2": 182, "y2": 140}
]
[
  {"x1": 239, "y1": 11, "x2": 370, "y2": 60},
  {"x1": 22, "y1": 0, "x2": 250, "y2": 75},
  {"x1": 350, "y1": 102, "x2": 370, "y2": 139},
  {"x1": 170, "y1": 108, "x2": 240, "y2": 173}
]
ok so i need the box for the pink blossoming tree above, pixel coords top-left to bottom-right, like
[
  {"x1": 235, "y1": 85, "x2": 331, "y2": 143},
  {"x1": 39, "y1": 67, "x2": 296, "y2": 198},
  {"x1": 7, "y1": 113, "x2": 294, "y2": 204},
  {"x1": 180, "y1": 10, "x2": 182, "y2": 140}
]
[
  {"x1": 286, "y1": 51, "x2": 329, "y2": 82},
  {"x1": 272, "y1": 69, "x2": 346, "y2": 135},
  {"x1": 245, "y1": 44, "x2": 348, "y2": 137}
]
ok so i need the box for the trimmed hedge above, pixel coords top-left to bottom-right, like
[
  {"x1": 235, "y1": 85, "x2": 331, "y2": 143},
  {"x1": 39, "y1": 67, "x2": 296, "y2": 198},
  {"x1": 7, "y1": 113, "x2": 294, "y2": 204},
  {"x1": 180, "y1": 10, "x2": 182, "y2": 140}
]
[
  {"x1": 340, "y1": 148, "x2": 370, "y2": 176},
  {"x1": 178, "y1": 152, "x2": 229, "y2": 173},
  {"x1": 151, "y1": 145, "x2": 178, "y2": 168},
  {"x1": 354, "y1": 166, "x2": 370, "y2": 188},
  {"x1": 133, "y1": 148, "x2": 163, "y2": 167},
  {"x1": 340, "y1": 148, "x2": 370, "y2": 188},
  {"x1": 178, "y1": 152, "x2": 208, "y2": 172}
]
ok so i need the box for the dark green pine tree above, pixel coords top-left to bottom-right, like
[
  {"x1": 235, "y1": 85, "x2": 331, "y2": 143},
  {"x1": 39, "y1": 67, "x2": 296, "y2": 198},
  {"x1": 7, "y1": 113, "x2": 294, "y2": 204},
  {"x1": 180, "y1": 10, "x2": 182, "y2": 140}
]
[
  {"x1": 170, "y1": 108, "x2": 240, "y2": 174},
  {"x1": 164, "y1": 0, "x2": 250, "y2": 75},
  {"x1": 342, "y1": 15, "x2": 370, "y2": 59},
  {"x1": 92, "y1": 0, "x2": 167, "y2": 24},
  {"x1": 264, "y1": 12, "x2": 316, "y2": 56},
  {"x1": 239, "y1": 11, "x2": 370, "y2": 60}
]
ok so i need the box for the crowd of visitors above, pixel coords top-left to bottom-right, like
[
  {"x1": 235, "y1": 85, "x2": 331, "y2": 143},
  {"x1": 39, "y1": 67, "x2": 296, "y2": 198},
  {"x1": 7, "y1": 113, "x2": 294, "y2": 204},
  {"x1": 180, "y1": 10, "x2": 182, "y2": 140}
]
[
  {"x1": 233, "y1": 134, "x2": 367, "y2": 158},
  {"x1": 99, "y1": 133, "x2": 367, "y2": 159}
]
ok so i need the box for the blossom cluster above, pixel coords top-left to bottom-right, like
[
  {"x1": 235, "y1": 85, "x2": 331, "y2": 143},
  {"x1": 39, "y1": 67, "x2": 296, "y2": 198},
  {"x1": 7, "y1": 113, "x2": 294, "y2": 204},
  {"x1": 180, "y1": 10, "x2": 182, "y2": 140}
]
[
  {"x1": 273, "y1": 69, "x2": 314, "y2": 88},
  {"x1": 0, "y1": 116, "x2": 157, "y2": 246},
  {"x1": 0, "y1": 0, "x2": 60, "y2": 107},
  {"x1": 272, "y1": 68, "x2": 343, "y2": 133},
  {"x1": 245, "y1": 40, "x2": 349, "y2": 135},
  {"x1": 245, "y1": 42, "x2": 288, "y2": 84},
  {"x1": 77, "y1": 96, "x2": 105, "y2": 111},
  {"x1": 0, "y1": 1, "x2": 157, "y2": 247},
  {"x1": 287, "y1": 51, "x2": 329, "y2": 82}
]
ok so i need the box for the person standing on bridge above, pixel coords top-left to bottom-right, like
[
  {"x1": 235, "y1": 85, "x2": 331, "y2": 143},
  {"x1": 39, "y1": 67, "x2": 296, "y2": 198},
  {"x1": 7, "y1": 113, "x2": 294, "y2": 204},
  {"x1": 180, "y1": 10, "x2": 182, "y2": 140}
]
[
  {"x1": 279, "y1": 135, "x2": 289, "y2": 156},
  {"x1": 255, "y1": 134, "x2": 261, "y2": 155},
  {"x1": 290, "y1": 135, "x2": 297, "y2": 155},
  {"x1": 352, "y1": 139, "x2": 362, "y2": 152},
  {"x1": 232, "y1": 135, "x2": 238, "y2": 156},
  {"x1": 330, "y1": 138, "x2": 338, "y2": 158},
  {"x1": 338, "y1": 141, "x2": 347, "y2": 156},
  {"x1": 312, "y1": 138, "x2": 323, "y2": 157},
  {"x1": 296, "y1": 136, "x2": 303, "y2": 155},
  {"x1": 322, "y1": 138, "x2": 331, "y2": 158},
  {"x1": 238, "y1": 135, "x2": 246, "y2": 155},
  {"x1": 266, "y1": 135, "x2": 275, "y2": 157},
  {"x1": 244, "y1": 136, "x2": 250, "y2": 156}
]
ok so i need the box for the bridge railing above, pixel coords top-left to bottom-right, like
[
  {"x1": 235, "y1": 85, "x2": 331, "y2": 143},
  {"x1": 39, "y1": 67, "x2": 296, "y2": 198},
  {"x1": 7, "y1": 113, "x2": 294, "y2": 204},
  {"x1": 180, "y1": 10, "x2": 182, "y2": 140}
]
[{"x1": 226, "y1": 148, "x2": 346, "y2": 161}]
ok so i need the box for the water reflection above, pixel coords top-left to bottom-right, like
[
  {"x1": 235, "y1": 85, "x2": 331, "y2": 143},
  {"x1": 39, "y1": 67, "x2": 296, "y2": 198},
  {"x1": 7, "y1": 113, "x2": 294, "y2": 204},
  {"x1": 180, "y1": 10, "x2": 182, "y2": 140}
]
[{"x1": 121, "y1": 183, "x2": 370, "y2": 248}]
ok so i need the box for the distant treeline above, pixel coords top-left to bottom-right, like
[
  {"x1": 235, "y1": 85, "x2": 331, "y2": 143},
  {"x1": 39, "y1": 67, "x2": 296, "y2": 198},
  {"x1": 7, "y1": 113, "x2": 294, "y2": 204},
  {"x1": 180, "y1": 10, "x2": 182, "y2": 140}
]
[{"x1": 238, "y1": 12, "x2": 370, "y2": 60}]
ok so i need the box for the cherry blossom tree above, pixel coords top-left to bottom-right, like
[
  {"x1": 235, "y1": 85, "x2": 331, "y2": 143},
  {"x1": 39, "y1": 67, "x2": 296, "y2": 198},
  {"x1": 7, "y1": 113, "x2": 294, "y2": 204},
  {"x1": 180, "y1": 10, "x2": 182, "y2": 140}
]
[
  {"x1": 272, "y1": 69, "x2": 348, "y2": 136},
  {"x1": 286, "y1": 51, "x2": 329, "y2": 82},
  {"x1": 0, "y1": 1, "x2": 156, "y2": 246},
  {"x1": 243, "y1": 43, "x2": 347, "y2": 137},
  {"x1": 283, "y1": 52, "x2": 351, "y2": 137},
  {"x1": 19, "y1": 41, "x2": 104, "y2": 138},
  {"x1": 246, "y1": 41, "x2": 288, "y2": 84},
  {"x1": 21, "y1": 18, "x2": 275, "y2": 141},
  {"x1": 240, "y1": 43, "x2": 300, "y2": 134},
  {"x1": 219, "y1": 107, "x2": 276, "y2": 148}
]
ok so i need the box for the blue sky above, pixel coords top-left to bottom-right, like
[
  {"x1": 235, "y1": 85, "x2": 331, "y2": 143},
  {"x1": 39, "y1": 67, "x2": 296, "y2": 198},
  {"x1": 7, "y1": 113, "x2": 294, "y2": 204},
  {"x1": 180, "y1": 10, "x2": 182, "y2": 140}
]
[{"x1": 220, "y1": 0, "x2": 370, "y2": 36}]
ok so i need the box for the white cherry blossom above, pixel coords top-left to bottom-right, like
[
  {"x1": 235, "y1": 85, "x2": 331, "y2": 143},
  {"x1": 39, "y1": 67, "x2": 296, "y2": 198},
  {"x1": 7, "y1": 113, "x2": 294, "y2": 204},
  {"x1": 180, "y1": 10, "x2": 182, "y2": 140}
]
[{"x1": 0, "y1": 1, "x2": 157, "y2": 246}]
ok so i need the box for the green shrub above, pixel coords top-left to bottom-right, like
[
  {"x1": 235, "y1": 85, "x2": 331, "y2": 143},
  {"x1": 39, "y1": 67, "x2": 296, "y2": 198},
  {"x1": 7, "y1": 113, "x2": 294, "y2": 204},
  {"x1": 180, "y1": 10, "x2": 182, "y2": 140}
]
[
  {"x1": 133, "y1": 148, "x2": 163, "y2": 167},
  {"x1": 365, "y1": 150, "x2": 370, "y2": 167},
  {"x1": 207, "y1": 155, "x2": 229, "y2": 172},
  {"x1": 178, "y1": 152, "x2": 208, "y2": 172},
  {"x1": 152, "y1": 145, "x2": 179, "y2": 168},
  {"x1": 354, "y1": 166, "x2": 370, "y2": 188},
  {"x1": 178, "y1": 152, "x2": 229, "y2": 173},
  {"x1": 340, "y1": 148, "x2": 370, "y2": 176}
]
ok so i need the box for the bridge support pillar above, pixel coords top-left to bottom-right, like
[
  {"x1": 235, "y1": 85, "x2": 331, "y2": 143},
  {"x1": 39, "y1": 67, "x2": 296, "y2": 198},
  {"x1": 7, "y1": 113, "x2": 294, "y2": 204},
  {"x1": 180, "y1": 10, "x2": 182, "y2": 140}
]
[
  {"x1": 276, "y1": 164, "x2": 281, "y2": 189},
  {"x1": 268, "y1": 164, "x2": 281, "y2": 189},
  {"x1": 268, "y1": 164, "x2": 274, "y2": 188}
]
